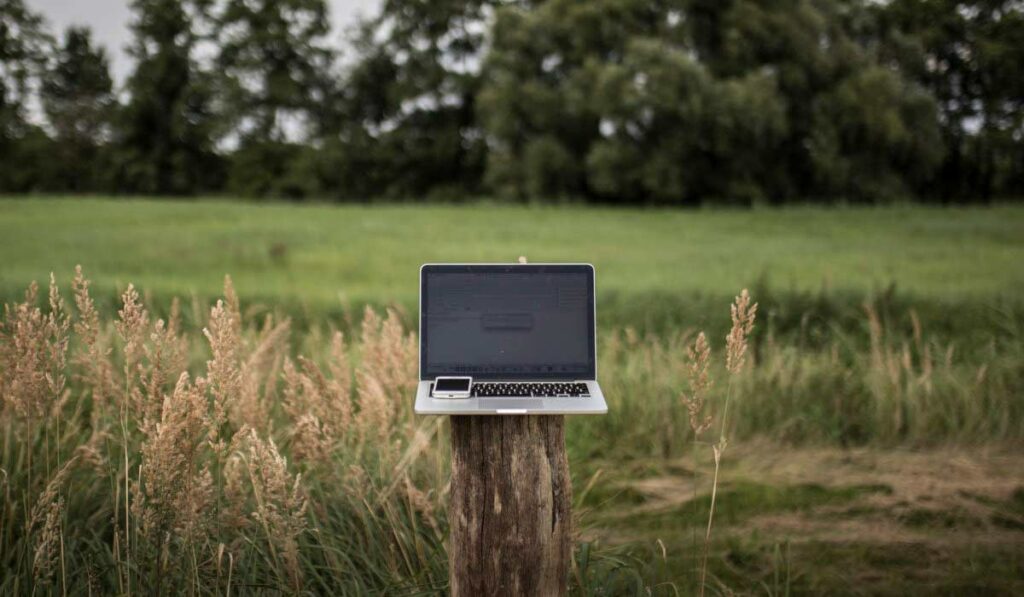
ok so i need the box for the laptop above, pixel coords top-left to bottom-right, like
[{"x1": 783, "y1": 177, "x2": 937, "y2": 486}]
[{"x1": 415, "y1": 263, "x2": 608, "y2": 415}]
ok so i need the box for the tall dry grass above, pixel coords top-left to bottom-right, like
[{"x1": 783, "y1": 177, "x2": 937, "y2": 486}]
[
  {"x1": 1, "y1": 270, "x2": 1021, "y2": 594},
  {"x1": 674, "y1": 290, "x2": 758, "y2": 597},
  {"x1": 1, "y1": 269, "x2": 446, "y2": 594},
  {"x1": 576, "y1": 299, "x2": 1024, "y2": 464}
]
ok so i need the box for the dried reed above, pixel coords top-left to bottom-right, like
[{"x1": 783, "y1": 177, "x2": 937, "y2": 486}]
[
  {"x1": 698, "y1": 289, "x2": 757, "y2": 597},
  {"x1": 6, "y1": 268, "x2": 1010, "y2": 593},
  {"x1": 0, "y1": 270, "x2": 448, "y2": 592},
  {"x1": 238, "y1": 429, "x2": 308, "y2": 591},
  {"x1": 682, "y1": 332, "x2": 713, "y2": 437}
]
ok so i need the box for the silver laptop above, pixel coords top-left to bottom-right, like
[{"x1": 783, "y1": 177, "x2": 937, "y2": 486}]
[{"x1": 414, "y1": 263, "x2": 608, "y2": 415}]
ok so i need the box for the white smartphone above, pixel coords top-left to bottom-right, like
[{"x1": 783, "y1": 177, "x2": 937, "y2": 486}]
[{"x1": 432, "y1": 376, "x2": 472, "y2": 399}]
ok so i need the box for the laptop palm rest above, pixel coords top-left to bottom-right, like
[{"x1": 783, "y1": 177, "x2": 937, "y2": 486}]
[{"x1": 479, "y1": 399, "x2": 544, "y2": 410}]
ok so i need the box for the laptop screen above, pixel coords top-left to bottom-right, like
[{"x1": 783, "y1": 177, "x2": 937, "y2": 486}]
[{"x1": 420, "y1": 264, "x2": 595, "y2": 380}]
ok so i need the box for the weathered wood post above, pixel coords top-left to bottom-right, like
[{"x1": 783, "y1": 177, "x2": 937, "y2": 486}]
[
  {"x1": 447, "y1": 256, "x2": 573, "y2": 596},
  {"x1": 448, "y1": 415, "x2": 572, "y2": 596}
]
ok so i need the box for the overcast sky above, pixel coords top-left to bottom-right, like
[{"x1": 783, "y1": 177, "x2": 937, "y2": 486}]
[{"x1": 28, "y1": 0, "x2": 382, "y2": 84}]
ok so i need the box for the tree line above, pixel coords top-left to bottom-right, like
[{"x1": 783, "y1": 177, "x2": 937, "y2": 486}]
[{"x1": 1, "y1": 0, "x2": 1021, "y2": 204}]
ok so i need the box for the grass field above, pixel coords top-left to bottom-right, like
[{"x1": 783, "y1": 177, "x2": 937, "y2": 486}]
[
  {"x1": 3, "y1": 197, "x2": 1023, "y2": 309},
  {"x1": 1, "y1": 197, "x2": 1023, "y2": 594}
]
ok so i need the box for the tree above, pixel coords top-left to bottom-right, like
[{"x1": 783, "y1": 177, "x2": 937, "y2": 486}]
[
  {"x1": 0, "y1": 0, "x2": 51, "y2": 191},
  {"x1": 479, "y1": 0, "x2": 794, "y2": 204},
  {"x1": 212, "y1": 0, "x2": 335, "y2": 197},
  {"x1": 41, "y1": 26, "x2": 115, "y2": 191},
  {"x1": 687, "y1": 0, "x2": 943, "y2": 202},
  {"x1": 0, "y1": 0, "x2": 47, "y2": 137},
  {"x1": 478, "y1": 0, "x2": 943, "y2": 204},
  {"x1": 807, "y1": 66, "x2": 942, "y2": 200},
  {"x1": 478, "y1": 0, "x2": 664, "y2": 201},
  {"x1": 322, "y1": 0, "x2": 496, "y2": 199},
  {"x1": 116, "y1": 0, "x2": 221, "y2": 195},
  {"x1": 585, "y1": 38, "x2": 787, "y2": 204},
  {"x1": 215, "y1": 0, "x2": 334, "y2": 143},
  {"x1": 877, "y1": 0, "x2": 1024, "y2": 201},
  {"x1": 0, "y1": 0, "x2": 1013, "y2": 203}
]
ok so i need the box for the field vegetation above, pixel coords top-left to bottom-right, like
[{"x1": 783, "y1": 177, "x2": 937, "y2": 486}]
[
  {"x1": 3, "y1": 198, "x2": 1022, "y2": 314},
  {"x1": 1, "y1": 199, "x2": 1023, "y2": 593},
  {"x1": 4, "y1": 0, "x2": 1022, "y2": 206}
]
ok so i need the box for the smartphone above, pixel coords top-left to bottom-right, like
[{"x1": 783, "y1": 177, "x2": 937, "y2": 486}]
[{"x1": 432, "y1": 376, "x2": 472, "y2": 398}]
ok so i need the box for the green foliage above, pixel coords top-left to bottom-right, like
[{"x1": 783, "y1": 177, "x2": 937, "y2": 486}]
[
  {"x1": 115, "y1": 0, "x2": 223, "y2": 195},
  {"x1": 0, "y1": 125, "x2": 57, "y2": 192},
  {"x1": 587, "y1": 39, "x2": 788, "y2": 204},
  {"x1": 226, "y1": 139, "x2": 319, "y2": 199},
  {"x1": 876, "y1": 0, "x2": 1024, "y2": 201},
  {"x1": 214, "y1": 0, "x2": 334, "y2": 144},
  {"x1": 478, "y1": 0, "x2": 948, "y2": 203},
  {"x1": 808, "y1": 65, "x2": 943, "y2": 201},
  {"x1": 329, "y1": 0, "x2": 492, "y2": 199},
  {"x1": 0, "y1": 0, "x2": 51, "y2": 191},
  {"x1": 0, "y1": 0, "x2": 1021, "y2": 202},
  {"x1": 0, "y1": 0, "x2": 48, "y2": 136},
  {"x1": 40, "y1": 27, "x2": 116, "y2": 192}
]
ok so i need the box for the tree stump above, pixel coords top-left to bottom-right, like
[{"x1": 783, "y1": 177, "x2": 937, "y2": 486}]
[{"x1": 448, "y1": 415, "x2": 572, "y2": 597}]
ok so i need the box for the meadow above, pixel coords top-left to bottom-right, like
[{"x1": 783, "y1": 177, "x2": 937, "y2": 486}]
[
  {"x1": 1, "y1": 197, "x2": 1023, "y2": 594},
  {"x1": 3, "y1": 197, "x2": 1023, "y2": 310}
]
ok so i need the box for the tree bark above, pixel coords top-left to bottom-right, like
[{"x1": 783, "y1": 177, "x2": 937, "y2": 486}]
[{"x1": 448, "y1": 415, "x2": 572, "y2": 597}]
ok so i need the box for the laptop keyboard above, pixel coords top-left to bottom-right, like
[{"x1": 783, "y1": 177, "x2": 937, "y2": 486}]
[{"x1": 471, "y1": 382, "x2": 590, "y2": 398}]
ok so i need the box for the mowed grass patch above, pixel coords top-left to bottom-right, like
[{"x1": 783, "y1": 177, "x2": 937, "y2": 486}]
[
  {"x1": 2, "y1": 197, "x2": 1022, "y2": 319},
  {"x1": 609, "y1": 481, "x2": 892, "y2": 531},
  {"x1": 580, "y1": 446, "x2": 1024, "y2": 595}
]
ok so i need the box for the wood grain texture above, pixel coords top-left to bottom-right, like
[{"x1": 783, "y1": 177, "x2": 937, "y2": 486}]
[{"x1": 449, "y1": 415, "x2": 572, "y2": 597}]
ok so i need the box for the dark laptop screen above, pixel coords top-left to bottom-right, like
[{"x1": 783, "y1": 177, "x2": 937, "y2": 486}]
[{"x1": 420, "y1": 264, "x2": 595, "y2": 380}]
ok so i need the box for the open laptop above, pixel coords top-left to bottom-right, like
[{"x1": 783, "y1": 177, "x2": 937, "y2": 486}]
[{"x1": 415, "y1": 263, "x2": 608, "y2": 415}]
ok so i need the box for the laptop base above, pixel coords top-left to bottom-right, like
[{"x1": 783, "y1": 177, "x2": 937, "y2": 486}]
[{"x1": 414, "y1": 380, "x2": 608, "y2": 415}]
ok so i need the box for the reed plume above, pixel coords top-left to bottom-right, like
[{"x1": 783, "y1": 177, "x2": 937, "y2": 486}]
[
  {"x1": 239, "y1": 429, "x2": 308, "y2": 591},
  {"x1": 138, "y1": 316, "x2": 188, "y2": 436},
  {"x1": 30, "y1": 457, "x2": 77, "y2": 588},
  {"x1": 203, "y1": 278, "x2": 244, "y2": 452},
  {"x1": 681, "y1": 332, "x2": 713, "y2": 437},
  {"x1": 354, "y1": 307, "x2": 417, "y2": 442},
  {"x1": 116, "y1": 283, "x2": 150, "y2": 390},
  {"x1": 699, "y1": 289, "x2": 757, "y2": 597},
  {"x1": 327, "y1": 331, "x2": 354, "y2": 428},
  {"x1": 725, "y1": 289, "x2": 757, "y2": 376},
  {"x1": 282, "y1": 331, "x2": 353, "y2": 464},
  {"x1": 0, "y1": 276, "x2": 70, "y2": 422},
  {"x1": 32, "y1": 496, "x2": 64, "y2": 587},
  {"x1": 72, "y1": 266, "x2": 116, "y2": 423},
  {"x1": 236, "y1": 314, "x2": 291, "y2": 432},
  {"x1": 134, "y1": 373, "x2": 214, "y2": 550},
  {"x1": 220, "y1": 450, "x2": 251, "y2": 534}
]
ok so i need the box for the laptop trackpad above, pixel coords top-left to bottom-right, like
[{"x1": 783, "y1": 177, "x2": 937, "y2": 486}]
[{"x1": 479, "y1": 399, "x2": 543, "y2": 410}]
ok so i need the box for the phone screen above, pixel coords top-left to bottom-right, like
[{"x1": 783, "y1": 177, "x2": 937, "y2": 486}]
[{"x1": 435, "y1": 378, "x2": 471, "y2": 392}]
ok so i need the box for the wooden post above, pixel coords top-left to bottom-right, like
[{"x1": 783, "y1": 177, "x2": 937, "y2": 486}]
[{"x1": 448, "y1": 415, "x2": 572, "y2": 596}]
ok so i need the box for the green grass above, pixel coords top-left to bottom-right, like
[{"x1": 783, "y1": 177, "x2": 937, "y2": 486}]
[
  {"x1": 575, "y1": 448, "x2": 1024, "y2": 595},
  {"x1": 619, "y1": 481, "x2": 893, "y2": 530},
  {"x1": 2, "y1": 196, "x2": 1023, "y2": 594},
  {"x1": 2, "y1": 197, "x2": 1022, "y2": 317}
]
